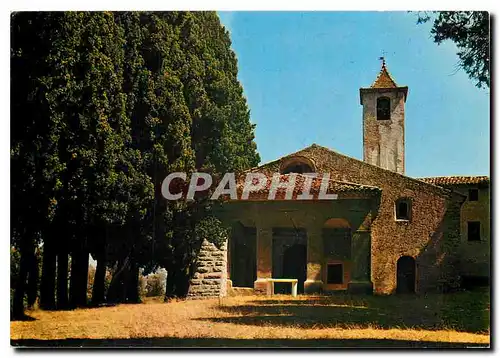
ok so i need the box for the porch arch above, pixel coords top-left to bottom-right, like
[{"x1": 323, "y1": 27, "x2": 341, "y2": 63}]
[{"x1": 323, "y1": 217, "x2": 351, "y2": 229}]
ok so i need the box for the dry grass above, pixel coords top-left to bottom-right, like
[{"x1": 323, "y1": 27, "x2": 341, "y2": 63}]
[{"x1": 11, "y1": 291, "x2": 490, "y2": 347}]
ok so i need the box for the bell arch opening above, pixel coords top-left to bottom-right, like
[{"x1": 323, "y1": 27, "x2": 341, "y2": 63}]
[{"x1": 280, "y1": 156, "x2": 316, "y2": 174}]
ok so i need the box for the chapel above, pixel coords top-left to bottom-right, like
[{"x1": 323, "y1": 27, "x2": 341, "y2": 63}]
[{"x1": 188, "y1": 61, "x2": 490, "y2": 297}]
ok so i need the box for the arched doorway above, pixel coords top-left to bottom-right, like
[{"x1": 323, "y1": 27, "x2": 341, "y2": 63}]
[
  {"x1": 396, "y1": 256, "x2": 416, "y2": 294},
  {"x1": 282, "y1": 244, "x2": 307, "y2": 293}
]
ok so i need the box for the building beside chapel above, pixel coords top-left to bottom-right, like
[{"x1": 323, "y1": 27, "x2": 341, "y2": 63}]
[{"x1": 187, "y1": 62, "x2": 490, "y2": 298}]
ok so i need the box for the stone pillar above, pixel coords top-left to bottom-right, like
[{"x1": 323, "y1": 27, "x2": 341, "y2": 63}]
[
  {"x1": 348, "y1": 230, "x2": 373, "y2": 294},
  {"x1": 254, "y1": 226, "x2": 272, "y2": 293},
  {"x1": 304, "y1": 226, "x2": 323, "y2": 294},
  {"x1": 187, "y1": 239, "x2": 228, "y2": 299}
]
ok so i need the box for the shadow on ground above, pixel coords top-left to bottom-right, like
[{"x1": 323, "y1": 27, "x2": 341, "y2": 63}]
[
  {"x1": 10, "y1": 314, "x2": 36, "y2": 322},
  {"x1": 205, "y1": 292, "x2": 490, "y2": 333},
  {"x1": 10, "y1": 337, "x2": 489, "y2": 348}
]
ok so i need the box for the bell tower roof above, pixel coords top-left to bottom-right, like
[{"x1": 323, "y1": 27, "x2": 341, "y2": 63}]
[
  {"x1": 371, "y1": 59, "x2": 398, "y2": 88},
  {"x1": 360, "y1": 59, "x2": 408, "y2": 104}
]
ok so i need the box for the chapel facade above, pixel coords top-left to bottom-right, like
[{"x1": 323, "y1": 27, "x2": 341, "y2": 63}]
[{"x1": 187, "y1": 62, "x2": 490, "y2": 298}]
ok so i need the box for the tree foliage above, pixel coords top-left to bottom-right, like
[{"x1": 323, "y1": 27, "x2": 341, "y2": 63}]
[
  {"x1": 143, "y1": 270, "x2": 167, "y2": 297},
  {"x1": 10, "y1": 11, "x2": 259, "y2": 317},
  {"x1": 417, "y1": 11, "x2": 490, "y2": 89}
]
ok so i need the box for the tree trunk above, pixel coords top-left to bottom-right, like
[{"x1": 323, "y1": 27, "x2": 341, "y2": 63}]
[
  {"x1": 107, "y1": 257, "x2": 129, "y2": 304},
  {"x1": 12, "y1": 233, "x2": 37, "y2": 318},
  {"x1": 40, "y1": 239, "x2": 56, "y2": 310},
  {"x1": 177, "y1": 267, "x2": 190, "y2": 297},
  {"x1": 165, "y1": 267, "x2": 178, "y2": 300},
  {"x1": 91, "y1": 250, "x2": 106, "y2": 306},
  {"x1": 125, "y1": 260, "x2": 140, "y2": 303},
  {"x1": 26, "y1": 248, "x2": 39, "y2": 308},
  {"x1": 69, "y1": 238, "x2": 89, "y2": 308},
  {"x1": 12, "y1": 258, "x2": 27, "y2": 318},
  {"x1": 56, "y1": 245, "x2": 69, "y2": 309},
  {"x1": 165, "y1": 261, "x2": 192, "y2": 300},
  {"x1": 91, "y1": 227, "x2": 107, "y2": 306},
  {"x1": 12, "y1": 242, "x2": 30, "y2": 318}
]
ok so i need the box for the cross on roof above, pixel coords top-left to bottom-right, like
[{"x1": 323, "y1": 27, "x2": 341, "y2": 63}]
[{"x1": 379, "y1": 51, "x2": 387, "y2": 67}]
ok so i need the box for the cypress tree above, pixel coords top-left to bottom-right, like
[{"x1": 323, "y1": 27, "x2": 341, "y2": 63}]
[{"x1": 11, "y1": 11, "x2": 260, "y2": 312}]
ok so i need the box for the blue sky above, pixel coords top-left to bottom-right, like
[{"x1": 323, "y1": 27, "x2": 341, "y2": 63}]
[{"x1": 218, "y1": 11, "x2": 490, "y2": 177}]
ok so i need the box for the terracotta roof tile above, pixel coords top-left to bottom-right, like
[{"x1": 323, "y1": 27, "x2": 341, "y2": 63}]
[
  {"x1": 234, "y1": 173, "x2": 380, "y2": 201},
  {"x1": 371, "y1": 64, "x2": 398, "y2": 88},
  {"x1": 418, "y1": 176, "x2": 490, "y2": 186}
]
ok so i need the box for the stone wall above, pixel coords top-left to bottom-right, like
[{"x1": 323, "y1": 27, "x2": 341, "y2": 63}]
[
  {"x1": 187, "y1": 239, "x2": 227, "y2": 299},
  {"x1": 447, "y1": 184, "x2": 490, "y2": 278}
]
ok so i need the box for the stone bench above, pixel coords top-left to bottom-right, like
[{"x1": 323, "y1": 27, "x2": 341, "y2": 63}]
[{"x1": 266, "y1": 278, "x2": 298, "y2": 297}]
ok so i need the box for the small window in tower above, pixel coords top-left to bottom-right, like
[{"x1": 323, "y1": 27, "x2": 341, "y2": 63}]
[
  {"x1": 377, "y1": 97, "x2": 391, "y2": 120},
  {"x1": 468, "y1": 189, "x2": 479, "y2": 201},
  {"x1": 468, "y1": 221, "x2": 481, "y2": 241},
  {"x1": 395, "y1": 198, "x2": 411, "y2": 221},
  {"x1": 326, "y1": 263, "x2": 343, "y2": 284}
]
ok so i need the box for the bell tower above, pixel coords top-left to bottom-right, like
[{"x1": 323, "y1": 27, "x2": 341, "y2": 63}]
[{"x1": 360, "y1": 59, "x2": 408, "y2": 174}]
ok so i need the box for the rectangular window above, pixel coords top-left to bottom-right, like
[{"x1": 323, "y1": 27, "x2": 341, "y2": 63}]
[
  {"x1": 377, "y1": 97, "x2": 391, "y2": 120},
  {"x1": 468, "y1": 189, "x2": 479, "y2": 201},
  {"x1": 326, "y1": 263, "x2": 343, "y2": 284},
  {"x1": 395, "y1": 199, "x2": 411, "y2": 220},
  {"x1": 468, "y1": 221, "x2": 481, "y2": 241}
]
